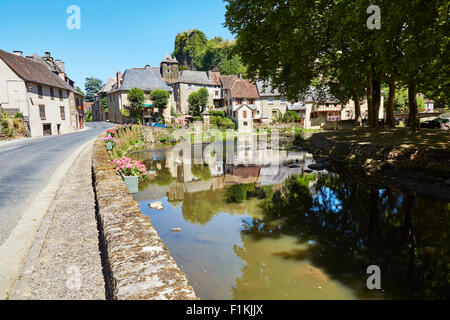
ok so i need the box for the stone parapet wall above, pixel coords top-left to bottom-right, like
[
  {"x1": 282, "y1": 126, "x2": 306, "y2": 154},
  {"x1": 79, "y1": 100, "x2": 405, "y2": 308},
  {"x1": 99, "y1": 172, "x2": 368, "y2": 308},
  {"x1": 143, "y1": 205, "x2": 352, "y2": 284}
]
[{"x1": 91, "y1": 137, "x2": 197, "y2": 300}]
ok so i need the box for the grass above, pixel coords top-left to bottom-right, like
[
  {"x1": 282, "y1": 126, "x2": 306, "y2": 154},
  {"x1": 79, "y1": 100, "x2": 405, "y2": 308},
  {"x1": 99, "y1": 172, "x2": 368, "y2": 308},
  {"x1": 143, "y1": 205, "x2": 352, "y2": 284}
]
[{"x1": 319, "y1": 127, "x2": 449, "y2": 149}]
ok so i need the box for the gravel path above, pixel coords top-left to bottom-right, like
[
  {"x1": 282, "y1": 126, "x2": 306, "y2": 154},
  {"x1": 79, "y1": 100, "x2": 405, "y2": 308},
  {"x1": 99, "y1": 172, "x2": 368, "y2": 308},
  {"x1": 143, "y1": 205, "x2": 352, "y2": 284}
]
[{"x1": 13, "y1": 142, "x2": 106, "y2": 300}]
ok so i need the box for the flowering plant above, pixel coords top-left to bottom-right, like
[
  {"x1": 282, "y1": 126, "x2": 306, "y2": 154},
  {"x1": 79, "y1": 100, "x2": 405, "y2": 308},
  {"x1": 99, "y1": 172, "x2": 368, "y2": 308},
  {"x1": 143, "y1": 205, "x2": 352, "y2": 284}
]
[
  {"x1": 102, "y1": 136, "x2": 119, "y2": 144},
  {"x1": 112, "y1": 157, "x2": 147, "y2": 178},
  {"x1": 105, "y1": 129, "x2": 117, "y2": 137}
]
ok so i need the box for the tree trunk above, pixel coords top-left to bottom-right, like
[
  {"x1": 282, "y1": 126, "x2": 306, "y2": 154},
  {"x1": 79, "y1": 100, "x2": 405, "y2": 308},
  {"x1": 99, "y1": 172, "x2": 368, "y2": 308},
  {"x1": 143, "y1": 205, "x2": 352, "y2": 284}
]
[
  {"x1": 386, "y1": 80, "x2": 396, "y2": 127},
  {"x1": 408, "y1": 83, "x2": 420, "y2": 132},
  {"x1": 353, "y1": 89, "x2": 362, "y2": 127},
  {"x1": 367, "y1": 69, "x2": 374, "y2": 127},
  {"x1": 372, "y1": 79, "x2": 381, "y2": 128}
]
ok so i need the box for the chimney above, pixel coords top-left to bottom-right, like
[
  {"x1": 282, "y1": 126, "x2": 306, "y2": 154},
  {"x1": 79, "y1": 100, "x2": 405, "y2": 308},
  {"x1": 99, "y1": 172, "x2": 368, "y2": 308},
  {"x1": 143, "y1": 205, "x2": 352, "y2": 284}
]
[
  {"x1": 55, "y1": 59, "x2": 65, "y2": 73},
  {"x1": 145, "y1": 65, "x2": 151, "y2": 70},
  {"x1": 116, "y1": 72, "x2": 122, "y2": 87},
  {"x1": 13, "y1": 50, "x2": 23, "y2": 57},
  {"x1": 45, "y1": 51, "x2": 51, "y2": 58}
]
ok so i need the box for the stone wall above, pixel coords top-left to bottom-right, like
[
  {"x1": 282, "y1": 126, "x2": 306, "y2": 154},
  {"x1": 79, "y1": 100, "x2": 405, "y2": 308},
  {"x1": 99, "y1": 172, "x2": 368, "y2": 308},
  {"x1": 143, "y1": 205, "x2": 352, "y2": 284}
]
[{"x1": 91, "y1": 136, "x2": 197, "y2": 300}]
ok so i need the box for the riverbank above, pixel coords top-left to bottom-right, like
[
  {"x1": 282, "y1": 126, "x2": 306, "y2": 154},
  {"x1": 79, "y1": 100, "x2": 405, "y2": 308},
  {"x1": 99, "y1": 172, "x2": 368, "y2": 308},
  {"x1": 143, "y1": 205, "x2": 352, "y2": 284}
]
[
  {"x1": 92, "y1": 125, "x2": 197, "y2": 300},
  {"x1": 306, "y1": 128, "x2": 450, "y2": 202}
]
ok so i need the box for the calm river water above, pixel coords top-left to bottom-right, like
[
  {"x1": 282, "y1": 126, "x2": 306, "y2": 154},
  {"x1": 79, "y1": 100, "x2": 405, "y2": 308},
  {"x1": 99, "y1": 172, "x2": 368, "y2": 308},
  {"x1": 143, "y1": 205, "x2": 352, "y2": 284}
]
[{"x1": 130, "y1": 137, "x2": 449, "y2": 300}]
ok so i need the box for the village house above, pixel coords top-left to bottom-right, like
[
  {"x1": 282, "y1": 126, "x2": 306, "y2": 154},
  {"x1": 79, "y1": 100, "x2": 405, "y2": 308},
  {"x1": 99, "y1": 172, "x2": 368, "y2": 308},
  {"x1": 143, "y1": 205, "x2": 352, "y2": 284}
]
[
  {"x1": 107, "y1": 66, "x2": 174, "y2": 123},
  {"x1": 256, "y1": 80, "x2": 289, "y2": 123},
  {"x1": 223, "y1": 76, "x2": 261, "y2": 133},
  {"x1": 0, "y1": 49, "x2": 84, "y2": 137},
  {"x1": 93, "y1": 77, "x2": 115, "y2": 122}
]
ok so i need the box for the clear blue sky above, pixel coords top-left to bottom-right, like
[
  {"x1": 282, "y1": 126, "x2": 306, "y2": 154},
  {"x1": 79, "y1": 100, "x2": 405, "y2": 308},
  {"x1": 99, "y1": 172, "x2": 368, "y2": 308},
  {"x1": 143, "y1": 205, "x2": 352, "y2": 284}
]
[{"x1": 0, "y1": 0, "x2": 234, "y2": 91}]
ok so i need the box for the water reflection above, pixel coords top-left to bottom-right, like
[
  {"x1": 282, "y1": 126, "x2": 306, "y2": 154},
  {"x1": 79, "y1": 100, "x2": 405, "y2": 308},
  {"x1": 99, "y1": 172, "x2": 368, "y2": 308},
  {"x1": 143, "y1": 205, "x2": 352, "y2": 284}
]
[{"x1": 131, "y1": 140, "x2": 449, "y2": 300}]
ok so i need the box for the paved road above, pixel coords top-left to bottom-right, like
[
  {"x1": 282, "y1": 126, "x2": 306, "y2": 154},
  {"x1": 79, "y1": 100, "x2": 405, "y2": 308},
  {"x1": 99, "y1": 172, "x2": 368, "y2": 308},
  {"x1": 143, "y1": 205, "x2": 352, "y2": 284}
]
[{"x1": 0, "y1": 122, "x2": 113, "y2": 246}]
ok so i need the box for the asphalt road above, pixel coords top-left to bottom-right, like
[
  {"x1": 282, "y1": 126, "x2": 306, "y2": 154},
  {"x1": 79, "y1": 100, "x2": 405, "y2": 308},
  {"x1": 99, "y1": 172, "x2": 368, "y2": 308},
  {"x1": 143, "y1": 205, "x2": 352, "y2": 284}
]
[{"x1": 0, "y1": 122, "x2": 113, "y2": 246}]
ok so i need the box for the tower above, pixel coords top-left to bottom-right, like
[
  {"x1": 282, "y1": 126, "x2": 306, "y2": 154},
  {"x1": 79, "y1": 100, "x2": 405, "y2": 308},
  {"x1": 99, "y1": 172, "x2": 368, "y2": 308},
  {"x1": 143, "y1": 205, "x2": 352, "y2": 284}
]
[{"x1": 160, "y1": 53, "x2": 179, "y2": 84}]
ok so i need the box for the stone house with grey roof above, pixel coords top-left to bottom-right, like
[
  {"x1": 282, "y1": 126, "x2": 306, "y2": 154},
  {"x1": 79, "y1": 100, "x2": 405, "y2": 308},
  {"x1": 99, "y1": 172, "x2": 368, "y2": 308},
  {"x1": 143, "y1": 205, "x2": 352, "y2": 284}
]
[
  {"x1": 0, "y1": 49, "x2": 84, "y2": 137},
  {"x1": 107, "y1": 66, "x2": 174, "y2": 123},
  {"x1": 171, "y1": 70, "x2": 221, "y2": 115}
]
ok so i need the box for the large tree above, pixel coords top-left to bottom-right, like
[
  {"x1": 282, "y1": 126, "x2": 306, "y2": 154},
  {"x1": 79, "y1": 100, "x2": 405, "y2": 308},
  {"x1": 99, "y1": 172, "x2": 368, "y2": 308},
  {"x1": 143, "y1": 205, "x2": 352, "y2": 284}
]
[
  {"x1": 150, "y1": 89, "x2": 170, "y2": 119},
  {"x1": 188, "y1": 88, "x2": 209, "y2": 117},
  {"x1": 127, "y1": 88, "x2": 145, "y2": 124},
  {"x1": 225, "y1": 0, "x2": 449, "y2": 131},
  {"x1": 84, "y1": 77, "x2": 103, "y2": 102}
]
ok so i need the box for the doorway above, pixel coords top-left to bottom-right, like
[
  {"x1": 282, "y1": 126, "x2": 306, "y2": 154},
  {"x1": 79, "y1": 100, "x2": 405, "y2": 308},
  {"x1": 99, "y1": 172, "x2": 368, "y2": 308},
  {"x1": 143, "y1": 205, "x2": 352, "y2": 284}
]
[{"x1": 43, "y1": 124, "x2": 52, "y2": 136}]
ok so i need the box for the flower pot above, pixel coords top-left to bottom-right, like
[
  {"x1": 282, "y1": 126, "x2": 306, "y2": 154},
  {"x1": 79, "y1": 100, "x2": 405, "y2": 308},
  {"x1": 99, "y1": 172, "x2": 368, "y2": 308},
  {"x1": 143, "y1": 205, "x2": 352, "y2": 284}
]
[
  {"x1": 106, "y1": 141, "x2": 113, "y2": 151},
  {"x1": 123, "y1": 175, "x2": 139, "y2": 194}
]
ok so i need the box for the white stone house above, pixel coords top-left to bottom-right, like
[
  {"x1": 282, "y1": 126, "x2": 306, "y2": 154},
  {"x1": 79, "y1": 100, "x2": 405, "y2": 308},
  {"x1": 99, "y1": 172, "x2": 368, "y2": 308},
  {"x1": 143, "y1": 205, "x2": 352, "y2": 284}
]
[
  {"x1": 255, "y1": 80, "x2": 289, "y2": 123},
  {"x1": 171, "y1": 70, "x2": 219, "y2": 114},
  {"x1": 0, "y1": 49, "x2": 83, "y2": 137}
]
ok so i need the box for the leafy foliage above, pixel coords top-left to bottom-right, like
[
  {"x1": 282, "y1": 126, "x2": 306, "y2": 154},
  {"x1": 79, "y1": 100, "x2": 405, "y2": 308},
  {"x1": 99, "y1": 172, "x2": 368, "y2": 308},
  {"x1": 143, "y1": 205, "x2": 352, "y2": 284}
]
[
  {"x1": 84, "y1": 77, "x2": 103, "y2": 102},
  {"x1": 188, "y1": 87, "x2": 209, "y2": 116},
  {"x1": 127, "y1": 88, "x2": 145, "y2": 123}
]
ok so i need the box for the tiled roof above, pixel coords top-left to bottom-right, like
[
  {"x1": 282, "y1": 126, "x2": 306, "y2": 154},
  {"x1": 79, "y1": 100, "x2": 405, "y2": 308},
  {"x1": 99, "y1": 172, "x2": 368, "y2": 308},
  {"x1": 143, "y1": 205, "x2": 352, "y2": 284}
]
[
  {"x1": 109, "y1": 67, "x2": 173, "y2": 93},
  {"x1": 219, "y1": 75, "x2": 238, "y2": 90},
  {"x1": 176, "y1": 70, "x2": 214, "y2": 85},
  {"x1": 230, "y1": 79, "x2": 259, "y2": 99},
  {"x1": 0, "y1": 49, "x2": 77, "y2": 93},
  {"x1": 208, "y1": 71, "x2": 222, "y2": 86}
]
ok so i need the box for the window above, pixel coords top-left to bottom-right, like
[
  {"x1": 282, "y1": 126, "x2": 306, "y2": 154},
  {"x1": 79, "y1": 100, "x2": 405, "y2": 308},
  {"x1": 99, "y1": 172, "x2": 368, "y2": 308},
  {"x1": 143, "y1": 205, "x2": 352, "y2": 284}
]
[
  {"x1": 39, "y1": 105, "x2": 46, "y2": 119},
  {"x1": 59, "y1": 89, "x2": 63, "y2": 101},
  {"x1": 50, "y1": 87, "x2": 54, "y2": 100},
  {"x1": 268, "y1": 98, "x2": 274, "y2": 104},
  {"x1": 243, "y1": 110, "x2": 247, "y2": 118},
  {"x1": 60, "y1": 106, "x2": 65, "y2": 120},
  {"x1": 243, "y1": 122, "x2": 248, "y2": 126},
  {"x1": 38, "y1": 85, "x2": 43, "y2": 98},
  {"x1": 280, "y1": 98, "x2": 286, "y2": 104}
]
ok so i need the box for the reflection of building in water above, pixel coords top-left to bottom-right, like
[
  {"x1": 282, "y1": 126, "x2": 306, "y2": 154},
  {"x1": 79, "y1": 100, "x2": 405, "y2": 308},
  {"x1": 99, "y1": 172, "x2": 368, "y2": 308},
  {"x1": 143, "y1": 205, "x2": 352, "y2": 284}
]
[{"x1": 146, "y1": 141, "x2": 318, "y2": 190}]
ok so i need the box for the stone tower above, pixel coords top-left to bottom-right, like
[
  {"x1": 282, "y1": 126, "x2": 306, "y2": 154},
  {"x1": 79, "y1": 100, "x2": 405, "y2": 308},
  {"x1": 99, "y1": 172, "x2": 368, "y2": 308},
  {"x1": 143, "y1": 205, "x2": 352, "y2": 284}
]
[{"x1": 160, "y1": 53, "x2": 179, "y2": 84}]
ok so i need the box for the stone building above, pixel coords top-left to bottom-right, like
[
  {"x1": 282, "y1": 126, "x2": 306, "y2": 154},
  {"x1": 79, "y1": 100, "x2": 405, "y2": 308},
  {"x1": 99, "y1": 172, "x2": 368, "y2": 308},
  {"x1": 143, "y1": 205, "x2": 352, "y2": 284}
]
[
  {"x1": 107, "y1": 66, "x2": 174, "y2": 123},
  {"x1": 0, "y1": 49, "x2": 84, "y2": 137},
  {"x1": 160, "y1": 53, "x2": 179, "y2": 84},
  {"x1": 93, "y1": 77, "x2": 115, "y2": 122},
  {"x1": 171, "y1": 70, "x2": 220, "y2": 114}
]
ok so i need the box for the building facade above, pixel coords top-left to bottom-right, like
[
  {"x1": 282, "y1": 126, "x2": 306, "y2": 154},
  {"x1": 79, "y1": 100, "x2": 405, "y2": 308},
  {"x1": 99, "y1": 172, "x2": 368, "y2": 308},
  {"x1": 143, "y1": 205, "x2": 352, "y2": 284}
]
[{"x1": 0, "y1": 49, "x2": 84, "y2": 137}]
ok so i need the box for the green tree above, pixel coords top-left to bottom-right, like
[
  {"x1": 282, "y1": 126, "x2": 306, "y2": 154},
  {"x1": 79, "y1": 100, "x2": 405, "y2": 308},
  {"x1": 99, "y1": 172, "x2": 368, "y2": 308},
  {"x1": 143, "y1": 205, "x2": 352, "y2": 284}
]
[
  {"x1": 188, "y1": 87, "x2": 209, "y2": 116},
  {"x1": 84, "y1": 77, "x2": 103, "y2": 102},
  {"x1": 150, "y1": 89, "x2": 170, "y2": 119},
  {"x1": 173, "y1": 29, "x2": 208, "y2": 70},
  {"x1": 127, "y1": 88, "x2": 145, "y2": 124}
]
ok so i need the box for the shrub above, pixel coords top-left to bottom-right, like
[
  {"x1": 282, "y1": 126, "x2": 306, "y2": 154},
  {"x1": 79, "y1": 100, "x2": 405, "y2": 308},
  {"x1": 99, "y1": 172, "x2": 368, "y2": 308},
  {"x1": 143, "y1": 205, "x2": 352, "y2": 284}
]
[
  {"x1": 120, "y1": 108, "x2": 130, "y2": 118},
  {"x1": 14, "y1": 112, "x2": 23, "y2": 119},
  {"x1": 283, "y1": 111, "x2": 301, "y2": 123}
]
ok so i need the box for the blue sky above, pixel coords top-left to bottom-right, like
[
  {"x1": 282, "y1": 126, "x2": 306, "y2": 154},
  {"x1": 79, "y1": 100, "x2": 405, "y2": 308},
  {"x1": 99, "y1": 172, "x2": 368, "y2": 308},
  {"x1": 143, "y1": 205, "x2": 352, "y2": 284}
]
[{"x1": 0, "y1": 0, "x2": 234, "y2": 91}]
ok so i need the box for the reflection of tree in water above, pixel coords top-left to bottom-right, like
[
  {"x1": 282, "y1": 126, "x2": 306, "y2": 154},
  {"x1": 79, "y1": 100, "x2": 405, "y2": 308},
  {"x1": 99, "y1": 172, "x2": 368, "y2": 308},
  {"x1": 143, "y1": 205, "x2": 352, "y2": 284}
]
[
  {"x1": 234, "y1": 173, "x2": 449, "y2": 299},
  {"x1": 181, "y1": 188, "x2": 266, "y2": 225},
  {"x1": 146, "y1": 160, "x2": 174, "y2": 187},
  {"x1": 191, "y1": 164, "x2": 212, "y2": 182}
]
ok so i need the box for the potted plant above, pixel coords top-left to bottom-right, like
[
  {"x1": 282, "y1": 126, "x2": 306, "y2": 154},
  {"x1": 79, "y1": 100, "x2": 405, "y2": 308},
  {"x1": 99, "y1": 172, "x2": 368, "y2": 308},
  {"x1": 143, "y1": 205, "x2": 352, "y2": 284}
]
[
  {"x1": 112, "y1": 157, "x2": 147, "y2": 194},
  {"x1": 102, "y1": 136, "x2": 118, "y2": 151}
]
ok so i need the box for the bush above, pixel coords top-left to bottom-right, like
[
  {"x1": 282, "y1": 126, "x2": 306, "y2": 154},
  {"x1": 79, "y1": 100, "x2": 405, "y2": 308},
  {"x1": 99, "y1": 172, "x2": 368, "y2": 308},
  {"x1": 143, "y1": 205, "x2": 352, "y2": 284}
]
[
  {"x1": 283, "y1": 111, "x2": 301, "y2": 123},
  {"x1": 14, "y1": 112, "x2": 24, "y2": 119},
  {"x1": 211, "y1": 116, "x2": 235, "y2": 129},
  {"x1": 208, "y1": 110, "x2": 225, "y2": 117},
  {"x1": 120, "y1": 108, "x2": 130, "y2": 118}
]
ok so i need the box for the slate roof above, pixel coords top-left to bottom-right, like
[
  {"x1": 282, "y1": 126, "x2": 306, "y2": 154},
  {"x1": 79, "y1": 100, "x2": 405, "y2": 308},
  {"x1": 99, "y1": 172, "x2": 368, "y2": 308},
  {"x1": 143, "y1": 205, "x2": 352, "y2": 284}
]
[
  {"x1": 109, "y1": 67, "x2": 172, "y2": 93},
  {"x1": 287, "y1": 103, "x2": 306, "y2": 111},
  {"x1": 176, "y1": 70, "x2": 214, "y2": 86},
  {"x1": 0, "y1": 49, "x2": 77, "y2": 93},
  {"x1": 302, "y1": 87, "x2": 339, "y2": 103},
  {"x1": 162, "y1": 53, "x2": 178, "y2": 64},
  {"x1": 230, "y1": 79, "x2": 259, "y2": 99},
  {"x1": 232, "y1": 104, "x2": 257, "y2": 112},
  {"x1": 98, "y1": 77, "x2": 116, "y2": 94},
  {"x1": 256, "y1": 80, "x2": 281, "y2": 97}
]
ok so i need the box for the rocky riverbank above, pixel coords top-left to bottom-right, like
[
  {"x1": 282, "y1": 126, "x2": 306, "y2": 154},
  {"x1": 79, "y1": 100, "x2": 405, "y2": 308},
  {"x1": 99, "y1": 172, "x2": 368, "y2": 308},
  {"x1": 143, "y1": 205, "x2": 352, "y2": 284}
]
[{"x1": 307, "y1": 132, "x2": 450, "y2": 202}]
